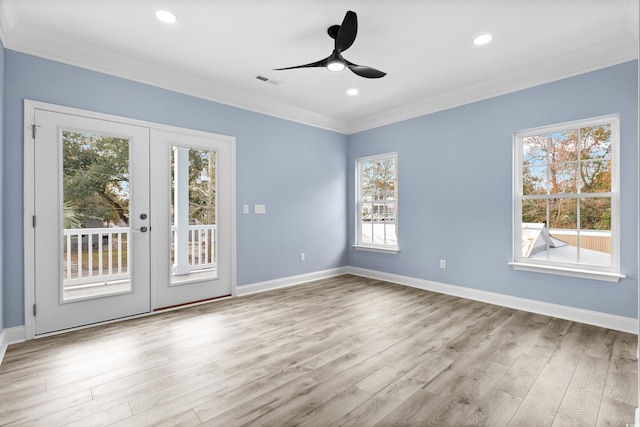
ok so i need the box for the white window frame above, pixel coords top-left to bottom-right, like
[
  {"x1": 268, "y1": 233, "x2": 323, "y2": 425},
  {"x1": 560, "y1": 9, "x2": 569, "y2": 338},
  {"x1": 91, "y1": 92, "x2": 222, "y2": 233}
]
[
  {"x1": 354, "y1": 153, "x2": 399, "y2": 254},
  {"x1": 510, "y1": 114, "x2": 625, "y2": 282}
]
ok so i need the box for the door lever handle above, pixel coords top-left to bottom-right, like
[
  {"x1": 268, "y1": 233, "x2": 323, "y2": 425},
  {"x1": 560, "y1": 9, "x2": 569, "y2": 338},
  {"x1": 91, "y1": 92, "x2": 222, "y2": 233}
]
[{"x1": 134, "y1": 226, "x2": 149, "y2": 232}]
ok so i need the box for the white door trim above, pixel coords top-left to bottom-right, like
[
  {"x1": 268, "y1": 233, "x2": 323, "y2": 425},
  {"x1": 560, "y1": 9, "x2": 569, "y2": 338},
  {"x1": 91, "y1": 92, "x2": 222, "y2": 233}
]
[{"x1": 23, "y1": 99, "x2": 237, "y2": 340}]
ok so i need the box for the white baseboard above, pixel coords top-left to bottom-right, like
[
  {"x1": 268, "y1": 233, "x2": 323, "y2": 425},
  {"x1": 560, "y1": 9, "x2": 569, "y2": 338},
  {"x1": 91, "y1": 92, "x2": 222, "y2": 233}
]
[
  {"x1": 0, "y1": 325, "x2": 26, "y2": 366},
  {"x1": 237, "y1": 267, "x2": 349, "y2": 296},
  {"x1": 347, "y1": 267, "x2": 638, "y2": 334}
]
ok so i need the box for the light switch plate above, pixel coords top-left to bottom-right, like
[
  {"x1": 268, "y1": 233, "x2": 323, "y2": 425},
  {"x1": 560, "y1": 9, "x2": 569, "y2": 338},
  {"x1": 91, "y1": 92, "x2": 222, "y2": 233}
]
[{"x1": 254, "y1": 204, "x2": 266, "y2": 214}]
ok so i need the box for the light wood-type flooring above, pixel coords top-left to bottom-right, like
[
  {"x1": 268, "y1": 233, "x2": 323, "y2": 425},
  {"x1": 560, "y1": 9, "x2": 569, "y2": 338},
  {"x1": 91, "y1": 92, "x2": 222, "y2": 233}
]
[{"x1": 1, "y1": 275, "x2": 637, "y2": 426}]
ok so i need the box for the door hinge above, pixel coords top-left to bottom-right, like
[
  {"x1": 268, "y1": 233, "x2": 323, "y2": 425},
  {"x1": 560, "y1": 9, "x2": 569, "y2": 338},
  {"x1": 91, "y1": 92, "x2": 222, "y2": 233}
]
[
  {"x1": 33, "y1": 303, "x2": 37, "y2": 316},
  {"x1": 31, "y1": 124, "x2": 41, "y2": 139},
  {"x1": 32, "y1": 215, "x2": 36, "y2": 227}
]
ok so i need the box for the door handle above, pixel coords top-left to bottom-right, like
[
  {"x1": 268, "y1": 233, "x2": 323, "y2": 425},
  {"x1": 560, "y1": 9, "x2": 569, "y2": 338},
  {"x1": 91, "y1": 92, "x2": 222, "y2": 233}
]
[{"x1": 134, "y1": 226, "x2": 149, "y2": 232}]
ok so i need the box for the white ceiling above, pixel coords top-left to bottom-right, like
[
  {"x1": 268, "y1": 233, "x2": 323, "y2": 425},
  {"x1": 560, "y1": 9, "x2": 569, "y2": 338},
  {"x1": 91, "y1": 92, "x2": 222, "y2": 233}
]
[{"x1": 0, "y1": 0, "x2": 637, "y2": 133}]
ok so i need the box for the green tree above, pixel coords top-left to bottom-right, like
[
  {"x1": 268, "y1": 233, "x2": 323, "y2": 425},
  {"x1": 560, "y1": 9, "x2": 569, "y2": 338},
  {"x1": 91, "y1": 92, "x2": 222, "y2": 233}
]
[
  {"x1": 63, "y1": 132, "x2": 130, "y2": 226},
  {"x1": 63, "y1": 201, "x2": 83, "y2": 229},
  {"x1": 188, "y1": 149, "x2": 216, "y2": 224}
]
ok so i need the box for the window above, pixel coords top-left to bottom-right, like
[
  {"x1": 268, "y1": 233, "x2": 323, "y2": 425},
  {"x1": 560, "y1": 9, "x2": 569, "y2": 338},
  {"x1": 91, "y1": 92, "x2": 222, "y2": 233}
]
[
  {"x1": 355, "y1": 153, "x2": 398, "y2": 253},
  {"x1": 512, "y1": 115, "x2": 624, "y2": 282}
]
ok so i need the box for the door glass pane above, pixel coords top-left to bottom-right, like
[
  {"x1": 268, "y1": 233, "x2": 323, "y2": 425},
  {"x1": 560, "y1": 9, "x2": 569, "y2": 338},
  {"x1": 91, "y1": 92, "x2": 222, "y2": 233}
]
[
  {"x1": 171, "y1": 146, "x2": 218, "y2": 284},
  {"x1": 62, "y1": 131, "x2": 131, "y2": 301}
]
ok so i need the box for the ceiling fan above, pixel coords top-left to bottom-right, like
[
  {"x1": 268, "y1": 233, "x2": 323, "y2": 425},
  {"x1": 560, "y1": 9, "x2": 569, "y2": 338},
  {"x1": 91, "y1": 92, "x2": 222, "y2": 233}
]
[{"x1": 274, "y1": 10, "x2": 386, "y2": 79}]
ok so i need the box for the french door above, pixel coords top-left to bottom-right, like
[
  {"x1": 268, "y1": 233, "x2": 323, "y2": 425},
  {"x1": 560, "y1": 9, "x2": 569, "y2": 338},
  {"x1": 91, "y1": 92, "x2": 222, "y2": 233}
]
[
  {"x1": 30, "y1": 104, "x2": 234, "y2": 335},
  {"x1": 149, "y1": 129, "x2": 235, "y2": 309}
]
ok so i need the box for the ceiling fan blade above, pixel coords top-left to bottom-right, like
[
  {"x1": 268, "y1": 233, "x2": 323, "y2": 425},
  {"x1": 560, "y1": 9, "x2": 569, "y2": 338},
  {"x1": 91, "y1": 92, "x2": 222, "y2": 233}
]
[
  {"x1": 347, "y1": 63, "x2": 387, "y2": 79},
  {"x1": 335, "y1": 10, "x2": 357, "y2": 53},
  {"x1": 273, "y1": 56, "x2": 329, "y2": 71}
]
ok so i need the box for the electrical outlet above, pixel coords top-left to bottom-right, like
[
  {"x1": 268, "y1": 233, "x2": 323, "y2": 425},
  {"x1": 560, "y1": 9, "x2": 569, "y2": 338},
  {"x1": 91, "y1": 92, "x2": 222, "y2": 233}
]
[
  {"x1": 300, "y1": 253, "x2": 305, "y2": 262},
  {"x1": 440, "y1": 259, "x2": 446, "y2": 269}
]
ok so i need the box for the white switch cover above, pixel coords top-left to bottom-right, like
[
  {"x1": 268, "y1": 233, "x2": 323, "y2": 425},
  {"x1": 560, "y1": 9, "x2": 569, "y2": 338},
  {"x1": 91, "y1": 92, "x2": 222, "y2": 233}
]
[
  {"x1": 242, "y1": 204, "x2": 249, "y2": 214},
  {"x1": 254, "y1": 204, "x2": 266, "y2": 214}
]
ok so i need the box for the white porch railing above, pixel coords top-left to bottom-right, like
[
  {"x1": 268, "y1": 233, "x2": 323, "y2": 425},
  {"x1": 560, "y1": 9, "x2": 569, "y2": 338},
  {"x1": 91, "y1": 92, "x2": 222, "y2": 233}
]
[
  {"x1": 63, "y1": 227, "x2": 130, "y2": 287},
  {"x1": 63, "y1": 224, "x2": 216, "y2": 287},
  {"x1": 171, "y1": 224, "x2": 217, "y2": 273}
]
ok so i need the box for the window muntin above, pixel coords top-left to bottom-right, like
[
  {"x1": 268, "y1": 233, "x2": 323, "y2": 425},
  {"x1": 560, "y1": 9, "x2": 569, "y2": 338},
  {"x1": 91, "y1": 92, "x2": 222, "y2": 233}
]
[
  {"x1": 514, "y1": 115, "x2": 619, "y2": 274},
  {"x1": 356, "y1": 154, "x2": 398, "y2": 250}
]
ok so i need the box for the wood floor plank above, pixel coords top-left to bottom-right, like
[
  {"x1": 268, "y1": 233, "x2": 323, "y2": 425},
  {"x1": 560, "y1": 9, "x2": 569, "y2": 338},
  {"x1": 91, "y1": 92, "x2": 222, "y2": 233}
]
[
  {"x1": 552, "y1": 353, "x2": 609, "y2": 426},
  {"x1": 143, "y1": 409, "x2": 203, "y2": 427},
  {"x1": 245, "y1": 356, "x2": 388, "y2": 426},
  {"x1": 372, "y1": 388, "x2": 442, "y2": 426},
  {"x1": 602, "y1": 370, "x2": 638, "y2": 407},
  {"x1": 463, "y1": 389, "x2": 522, "y2": 427},
  {"x1": 507, "y1": 363, "x2": 574, "y2": 427},
  {"x1": 595, "y1": 396, "x2": 637, "y2": 427},
  {"x1": 495, "y1": 318, "x2": 568, "y2": 399},
  {"x1": 419, "y1": 359, "x2": 510, "y2": 426},
  {"x1": 584, "y1": 327, "x2": 617, "y2": 360},
  {"x1": 489, "y1": 311, "x2": 550, "y2": 368},
  {"x1": 1, "y1": 275, "x2": 636, "y2": 427},
  {"x1": 1, "y1": 388, "x2": 94, "y2": 425},
  {"x1": 278, "y1": 384, "x2": 372, "y2": 426},
  {"x1": 61, "y1": 403, "x2": 133, "y2": 427},
  {"x1": 610, "y1": 331, "x2": 639, "y2": 375},
  {"x1": 333, "y1": 353, "x2": 455, "y2": 426},
  {"x1": 547, "y1": 321, "x2": 594, "y2": 370},
  {"x1": 200, "y1": 375, "x2": 319, "y2": 426}
]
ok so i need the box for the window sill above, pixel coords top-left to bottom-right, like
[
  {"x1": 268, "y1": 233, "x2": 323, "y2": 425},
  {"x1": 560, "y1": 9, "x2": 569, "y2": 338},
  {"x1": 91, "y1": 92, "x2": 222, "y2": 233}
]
[
  {"x1": 509, "y1": 262, "x2": 625, "y2": 283},
  {"x1": 353, "y1": 245, "x2": 400, "y2": 254}
]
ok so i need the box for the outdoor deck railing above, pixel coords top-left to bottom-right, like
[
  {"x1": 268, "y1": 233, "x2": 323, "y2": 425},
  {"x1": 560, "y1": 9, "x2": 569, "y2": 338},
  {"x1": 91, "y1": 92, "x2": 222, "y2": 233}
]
[
  {"x1": 63, "y1": 224, "x2": 216, "y2": 287},
  {"x1": 63, "y1": 227, "x2": 130, "y2": 287},
  {"x1": 171, "y1": 224, "x2": 217, "y2": 272}
]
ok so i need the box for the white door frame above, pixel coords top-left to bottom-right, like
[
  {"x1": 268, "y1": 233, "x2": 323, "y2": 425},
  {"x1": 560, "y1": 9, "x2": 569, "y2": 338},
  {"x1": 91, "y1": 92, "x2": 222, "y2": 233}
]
[{"x1": 23, "y1": 100, "x2": 237, "y2": 340}]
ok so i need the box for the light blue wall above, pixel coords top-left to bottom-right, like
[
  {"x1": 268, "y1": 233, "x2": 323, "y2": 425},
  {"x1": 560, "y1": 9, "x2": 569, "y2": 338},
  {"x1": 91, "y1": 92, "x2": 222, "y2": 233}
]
[
  {"x1": 2, "y1": 50, "x2": 348, "y2": 328},
  {"x1": 348, "y1": 61, "x2": 639, "y2": 318}
]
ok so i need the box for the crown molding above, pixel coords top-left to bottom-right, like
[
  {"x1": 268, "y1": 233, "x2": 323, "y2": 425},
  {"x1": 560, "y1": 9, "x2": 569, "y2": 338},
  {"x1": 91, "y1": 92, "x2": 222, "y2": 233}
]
[{"x1": 346, "y1": 39, "x2": 639, "y2": 134}]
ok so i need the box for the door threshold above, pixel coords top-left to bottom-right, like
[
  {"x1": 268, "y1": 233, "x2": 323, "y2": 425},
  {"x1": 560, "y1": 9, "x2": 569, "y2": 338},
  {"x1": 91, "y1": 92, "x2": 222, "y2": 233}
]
[{"x1": 154, "y1": 294, "x2": 232, "y2": 312}]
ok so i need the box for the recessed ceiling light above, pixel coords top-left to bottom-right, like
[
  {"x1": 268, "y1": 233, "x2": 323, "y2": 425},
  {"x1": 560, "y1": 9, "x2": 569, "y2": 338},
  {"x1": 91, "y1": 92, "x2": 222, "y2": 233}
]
[
  {"x1": 155, "y1": 10, "x2": 177, "y2": 24},
  {"x1": 473, "y1": 34, "x2": 492, "y2": 46},
  {"x1": 347, "y1": 88, "x2": 359, "y2": 96}
]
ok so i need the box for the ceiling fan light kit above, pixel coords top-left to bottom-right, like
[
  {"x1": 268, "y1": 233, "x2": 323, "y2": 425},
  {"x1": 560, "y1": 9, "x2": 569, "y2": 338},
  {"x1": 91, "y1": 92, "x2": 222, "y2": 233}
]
[
  {"x1": 274, "y1": 10, "x2": 386, "y2": 79},
  {"x1": 327, "y1": 60, "x2": 346, "y2": 72}
]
